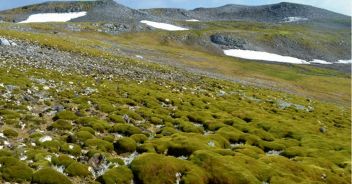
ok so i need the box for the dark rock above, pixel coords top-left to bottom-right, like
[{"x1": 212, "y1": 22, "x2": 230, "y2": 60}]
[
  {"x1": 52, "y1": 105, "x2": 65, "y2": 112},
  {"x1": 319, "y1": 127, "x2": 326, "y2": 133},
  {"x1": 210, "y1": 34, "x2": 247, "y2": 49}
]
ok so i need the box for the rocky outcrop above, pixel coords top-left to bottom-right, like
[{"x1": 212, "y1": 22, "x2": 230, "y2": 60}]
[{"x1": 0, "y1": 38, "x2": 17, "y2": 46}]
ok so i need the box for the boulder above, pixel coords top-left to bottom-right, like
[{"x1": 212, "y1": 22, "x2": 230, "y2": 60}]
[{"x1": 0, "y1": 38, "x2": 11, "y2": 46}]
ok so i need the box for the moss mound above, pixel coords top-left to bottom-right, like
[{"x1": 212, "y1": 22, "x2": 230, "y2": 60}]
[
  {"x1": 65, "y1": 162, "x2": 90, "y2": 177},
  {"x1": 114, "y1": 137, "x2": 137, "y2": 154},
  {"x1": 3, "y1": 128, "x2": 18, "y2": 138},
  {"x1": 54, "y1": 110, "x2": 78, "y2": 121},
  {"x1": 52, "y1": 119, "x2": 73, "y2": 130},
  {"x1": 109, "y1": 123, "x2": 142, "y2": 136},
  {"x1": 190, "y1": 150, "x2": 260, "y2": 184},
  {"x1": 0, "y1": 156, "x2": 32, "y2": 182},
  {"x1": 131, "y1": 153, "x2": 208, "y2": 184},
  {"x1": 32, "y1": 167, "x2": 72, "y2": 184},
  {"x1": 96, "y1": 166, "x2": 133, "y2": 184}
]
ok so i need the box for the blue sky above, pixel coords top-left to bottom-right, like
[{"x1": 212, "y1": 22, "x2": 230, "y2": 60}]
[{"x1": 0, "y1": 0, "x2": 351, "y2": 15}]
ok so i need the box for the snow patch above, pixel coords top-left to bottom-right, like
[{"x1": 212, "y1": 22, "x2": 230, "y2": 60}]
[
  {"x1": 186, "y1": 19, "x2": 199, "y2": 22},
  {"x1": 337, "y1": 59, "x2": 352, "y2": 64},
  {"x1": 309, "y1": 59, "x2": 332, "y2": 65},
  {"x1": 19, "y1": 12, "x2": 87, "y2": 23},
  {"x1": 224, "y1": 49, "x2": 310, "y2": 64},
  {"x1": 283, "y1": 17, "x2": 308, "y2": 23},
  {"x1": 141, "y1": 20, "x2": 189, "y2": 31}
]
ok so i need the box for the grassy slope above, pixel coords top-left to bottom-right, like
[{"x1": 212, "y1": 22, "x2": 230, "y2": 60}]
[
  {"x1": 0, "y1": 21, "x2": 350, "y2": 107},
  {"x1": 0, "y1": 21, "x2": 350, "y2": 183},
  {"x1": 109, "y1": 29, "x2": 351, "y2": 106}
]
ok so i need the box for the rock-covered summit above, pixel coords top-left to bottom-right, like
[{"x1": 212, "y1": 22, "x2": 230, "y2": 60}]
[{"x1": 0, "y1": 0, "x2": 350, "y2": 23}]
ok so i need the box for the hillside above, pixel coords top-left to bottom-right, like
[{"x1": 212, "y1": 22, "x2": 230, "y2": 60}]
[{"x1": 0, "y1": 0, "x2": 351, "y2": 184}]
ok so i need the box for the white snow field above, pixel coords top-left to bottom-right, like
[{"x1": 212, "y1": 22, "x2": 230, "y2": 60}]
[
  {"x1": 19, "y1": 12, "x2": 87, "y2": 23},
  {"x1": 140, "y1": 20, "x2": 189, "y2": 31},
  {"x1": 337, "y1": 59, "x2": 352, "y2": 64},
  {"x1": 309, "y1": 59, "x2": 332, "y2": 65},
  {"x1": 224, "y1": 49, "x2": 310, "y2": 64},
  {"x1": 186, "y1": 19, "x2": 200, "y2": 22}
]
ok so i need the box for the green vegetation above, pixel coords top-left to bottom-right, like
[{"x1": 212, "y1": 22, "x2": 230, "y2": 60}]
[
  {"x1": 97, "y1": 166, "x2": 133, "y2": 184},
  {"x1": 131, "y1": 153, "x2": 208, "y2": 184},
  {"x1": 0, "y1": 20, "x2": 350, "y2": 183},
  {"x1": 65, "y1": 162, "x2": 90, "y2": 177},
  {"x1": 32, "y1": 168, "x2": 72, "y2": 184},
  {"x1": 114, "y1": 137, "x2": 137, "y2": 154},
  {"x1": 0, "y1": 157, "x2": 32, "y2": 182},
  {"x1": 3, "y1": 128, "x2": 18, "y2": 137}
]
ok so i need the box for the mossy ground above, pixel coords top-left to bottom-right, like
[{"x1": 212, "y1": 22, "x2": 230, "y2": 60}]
[{"x1": 0, "y1": 21, "x2": 350, "y2": 184}]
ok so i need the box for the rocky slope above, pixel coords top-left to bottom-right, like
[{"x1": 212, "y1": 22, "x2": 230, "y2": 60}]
[
  {"x1": 0, "y1": 0, "x2": 154, "y2": 23},
  {"x1": 190, "y1": 2, "x2": 349, "y2": 22},
  {"x1": 1, "y1": 0, "x2": 350, "y2": 24},
  {"x1": 0, "y1": 35, "x2": 350, "y2": 184}
]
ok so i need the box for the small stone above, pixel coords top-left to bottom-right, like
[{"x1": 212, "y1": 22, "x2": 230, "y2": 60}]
[
  {"x1": 0, "y1": 38, "x2": 11, "y2": 46},
  {"x1": 319, "y1": 127, "x2": 326, "y2": 133},
  {"x1": 39, "y1": 136, "x2": 52, "y2": 143}
]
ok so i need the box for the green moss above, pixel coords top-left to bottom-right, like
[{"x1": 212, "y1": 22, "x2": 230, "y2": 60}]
[
  {"x1": 167, "y1": 133, "x2": 228, "y2": 157},
  {"x1": 108, "y1": 114, "x2": 125, "y2": 123},
  {"x1": 216, "y1": 126, "x2": 243, "y2": 143},
  {"x1": 137, "y1": 143, "x2": 156, "y2": 153},
  {"x1": 65, "y1": 162, "x2": 90, "y2": 177},
  {"x1": 41, "y1": 140, "x2": 61, "y2": 152},
  {"x1": 103, "y1": 135, "x2": 115, "y2": 142},
  {"x1": 97, "y1": 166, "x2": 133, "y2": 184},
  {"x1": 281, "y1": 146, "x2": 307, "y2": 158},
  {"x1": 109, "y1": 123, "x2": 142, "y2": 136},
  {"x1": 54, "y1": 110, "x2": 78, "y2": 120},
  {"x1": 159, "y1": 127, "x2": 179, "y2": 136},
  {"x1": 178, "y1": 120, "x2": 204, "y2": 133},
  {"x1": 95, "y1": 100, "x2": 115, "y2": 113},
  {"x1": 0, "y1": 110, "x2": 21, "y2": 120},
  {"x1": 79, "y1": 127, "x2": 96, "y2": 135},
  {"x1": 32, "y1": 168, "x2": 72, "y2": 184},
  {"x1": 130, "y1": 134, "x2": 148, "y2": 143},
  {"x1": 76, "y1": 131, "x2": 95, "y2": 142},
  {"x1": 0, "y1": 156, "x2": 32, "y2": 182},
  {"x1": 191, "y1": 150, "x2": 259, "y2": 184},
  {"x1": 0, "y1": 150, "x2": 12, "y2": 157},
  {"x1": 52, "y1": 120, "x2": 73, "y2": 130},
  {"x1": 256, "y1": 140, "x2": 286, "y2": 152},
  {"x1": 52, "y1": 155, "x2": 75, "y2": 167},
  {"x1": 114, "y1": 137, "x2": 137, "y2": 154},
  {"x1": 60, "y1": 144, "x2": 82, "y2": 156},
  {"x1": 85, "y1": 138, "x2": 114, "y2": 152},
  {"x1": 3, "y1": 128, "x2": 18, "y2": 138},
  {"x1": 131, "y1": 153, "x2": 208, "y2": 184},
  {"x1": 76, "y1": 117, "x2": 110, "y2": 132}
]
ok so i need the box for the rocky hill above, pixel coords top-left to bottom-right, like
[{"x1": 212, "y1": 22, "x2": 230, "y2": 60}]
[
  {"x1": 1, "y1": 1, "x2": 350, "y2": 24},
  {"x1": 190, "y1": 2, "x2": 349, "y2": 22},
  {"x1": 0, "y1": 0, "x2": 154, "y2": 23}
]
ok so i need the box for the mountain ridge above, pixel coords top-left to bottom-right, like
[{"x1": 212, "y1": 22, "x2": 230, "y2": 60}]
[{"x1": 0, "y1": 0, "x2": 350, "y2": 23}]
